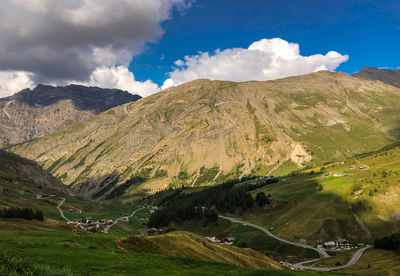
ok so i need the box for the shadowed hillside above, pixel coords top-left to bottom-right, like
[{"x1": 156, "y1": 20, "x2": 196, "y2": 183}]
[
  {"x1": 10, "y1": 71, "x2": 400, "y2": 198},
  {"x1": 354, "y1": 66, "x2": 400, "y2": 88}
]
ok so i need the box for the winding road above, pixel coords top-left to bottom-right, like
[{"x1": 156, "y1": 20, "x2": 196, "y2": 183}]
[
  {"x1": 103, "y1": 206, "x2": 145, "y2": 234},
  {"x1": 219, "y1": 215, "x2": 371, "y2": 271},
  {"x1": 56, "y1": 197, "x2": 70, "y2": 222},
  {"x1": 219, "y1": 215, "x2": 329, "y2": 257},
  {"x1": 293, "y1": 245, "x2": 372, "y2": 271}
]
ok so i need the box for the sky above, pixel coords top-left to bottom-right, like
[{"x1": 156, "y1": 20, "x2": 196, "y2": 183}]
[{"x1": 0, "y1": 0, "x2": 399, "y2": 98}]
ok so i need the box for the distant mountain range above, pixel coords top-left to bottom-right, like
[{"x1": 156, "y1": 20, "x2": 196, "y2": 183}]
[
  {"x1": 10, "y1": 70, "x2": 400, "y2": 199},
  {"x1": 0, "y1": 84, "x2": 141, "y2": 147},
  {"x1": 354, "y1": 65, "x2": 400, "y2": 87}
]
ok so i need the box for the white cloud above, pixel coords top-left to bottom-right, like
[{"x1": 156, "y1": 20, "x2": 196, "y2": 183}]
[
  {"x1": 82, "y1": 66, "x2": 160, "y2": 97},
  {"x1": 0, "y1": 71, "x2": 35, "y2": 98},
  {"x1": 162, "y1": 38, "x2": 349, "y2": 89},
  {"x1": 0, "y1": 0, "x2": 192, "y2": 97}
]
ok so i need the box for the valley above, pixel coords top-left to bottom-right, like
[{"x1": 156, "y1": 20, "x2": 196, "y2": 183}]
[{"x1": 1, "y1": 71, "x2": 400, "y2": 275}]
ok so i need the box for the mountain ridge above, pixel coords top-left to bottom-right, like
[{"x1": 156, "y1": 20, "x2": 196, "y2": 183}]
[
  {"x1": 9, "y1": 71, "x2": 400, "y2": 199},
  {"x1": 354, "y1": 65, "x2": 400, "y2": 88},
  {"x1": 0, "y1": 84, "x2": 141, "y2": 147}
]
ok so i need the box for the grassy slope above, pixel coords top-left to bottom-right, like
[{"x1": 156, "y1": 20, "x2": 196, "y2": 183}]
[
  {"x1": 119, "y1": 232, "x2": 283, "y2": 270},
  {"x1": 338, "y1": 248, "x2": 400, "y2": 275},
  {"x1": 239, "y1": 144, "x2": 400, "y2": 244},
  {"x1": 0, "y1": 223, "x2": 332, "y2": 276}
]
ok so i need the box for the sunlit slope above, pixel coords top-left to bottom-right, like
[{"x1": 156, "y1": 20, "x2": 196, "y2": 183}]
[
  {"x1": 10, "y1": 71, "x2": 400, "y2": 198},
  {"x1": 119, "y1": 232, "x2": 283, "y2": 270},
  {"x1": 247, "y1": 143, "x2": 400, "y2": 243}
]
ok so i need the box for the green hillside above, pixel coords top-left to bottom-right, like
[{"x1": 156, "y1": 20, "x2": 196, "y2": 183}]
[
  {"x1": 9, "y1": 71, "x2": 400, "y2": 199},
  {"x1": 119, "y1": 231, "x2": 283, "y2": 270},
  {"x1": 0, "y1": 227, "x2": 318, "y2": 276},
  {"x1": 235, "y1": 143, "x2": 400, "y2": 244}
]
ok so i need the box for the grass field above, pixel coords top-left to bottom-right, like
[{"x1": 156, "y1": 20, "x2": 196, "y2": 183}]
[{"x1": 0, "y1": 221, "x2": 335, "y2": 275}]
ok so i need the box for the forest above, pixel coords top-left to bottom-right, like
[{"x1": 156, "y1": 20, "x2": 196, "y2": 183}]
[{"x1": 148, "y1": 177, "x2": 277, "y2": 228}]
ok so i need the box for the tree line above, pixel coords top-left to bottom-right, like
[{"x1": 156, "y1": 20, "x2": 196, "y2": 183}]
[
  {"x1": 374, "y1": 233, "x2": 400, "y2": 252},
  {"x1": 147, "y1": 177, "x2": 276, "y2": 228},
  {"x1": 0, "y1": 207, "x2": 44, "y2": 221}
]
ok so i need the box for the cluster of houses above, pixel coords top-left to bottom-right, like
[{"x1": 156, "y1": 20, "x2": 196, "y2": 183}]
[
  {"x1": 321, "y1": 239, "x2": 352, "y2": 251},
  {"x1": 67, "y1": 217, "x2": 114, "y2": 231},
  {"x1": 205, "y1": 236, "x2": 235, "y2": 245}
]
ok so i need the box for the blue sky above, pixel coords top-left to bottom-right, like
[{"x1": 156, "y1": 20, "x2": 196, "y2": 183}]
[{"x1": 131, "y1": 0, "x2": 400, "y2": 86}]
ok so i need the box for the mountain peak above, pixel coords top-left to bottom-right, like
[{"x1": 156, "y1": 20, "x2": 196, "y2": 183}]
[
  {"x1": 354, "y1": 66, "x2": 400, "y2": 87},
  {"x1": 0, "y1": 84, "x2": 141, "y2": 147}
]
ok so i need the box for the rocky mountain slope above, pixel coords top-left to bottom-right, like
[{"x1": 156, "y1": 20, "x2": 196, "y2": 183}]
[
  {"x1": 0, "y1": 84, "x2": 141, "y2": 147},
  {"x1": 10, "y1": 71, "x2": 400, "y2": 199},
  {"x1": 354, "y1": 66, "x2": 400, "y2": 88}
]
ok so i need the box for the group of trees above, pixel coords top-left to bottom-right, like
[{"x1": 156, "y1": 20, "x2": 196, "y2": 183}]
[
  {"x1": 148, "y1": 177, "x2": 274, "y2": 228},
  {"x1": 255, "y1": 192, "x2": 270, "y2": 207},
  {"x1": 0, "y1": 207, "x2": 44, "y2": 221},
  {"x1": 374, "y1": 233, "x2": 400, "y2": 252}
]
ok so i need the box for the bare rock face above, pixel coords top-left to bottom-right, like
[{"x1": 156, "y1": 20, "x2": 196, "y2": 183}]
[
  {"x1": 0, "y1": 84, "x2": 141, "y2": 147},
  {"x1": 10, "y1": 71, "x2": 400, "y2": 199},
  {"x1": 354, "y1": 66, "x2": 400, "y2": 88}
]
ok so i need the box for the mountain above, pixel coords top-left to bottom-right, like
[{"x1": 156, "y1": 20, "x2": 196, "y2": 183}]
[
  {"x1": 354, "y1": 66, "x2": 400, "y2": 87},
  {"x1": 0, "y1": 84, "x2": 141, "y2": 147},
  {"x1": 9, "y1": 71, "x2": 400, "y2": 199}
]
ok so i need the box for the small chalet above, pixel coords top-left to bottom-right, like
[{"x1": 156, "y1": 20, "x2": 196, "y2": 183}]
[
  {"x1": 337, "y1": 239, "x2": 350, "y2": 250},
  {"x1": 323, "y1": 241, "x2": 336, "y2": 249},
  {"x1": 147, "y1": 228, "x2": 163, "y2": 236}
]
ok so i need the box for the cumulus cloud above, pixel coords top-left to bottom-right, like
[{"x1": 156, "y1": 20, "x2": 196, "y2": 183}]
[
  {"x1": 0, "y1": 71, "x2": 35, "y2": 98},
  {"x1": 0, "y1": 0, "x2": 192, "y2": 97},
  {"x1": 162, "y1": 38, "x2": 349, "y2": 89},
  {"x1": 81, "y1": 66, "x2": 160, "y2": 97}
]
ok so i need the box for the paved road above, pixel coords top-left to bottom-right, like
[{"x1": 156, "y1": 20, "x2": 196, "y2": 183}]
[
  {"x1": 219, "y1": 215, "x2": 371, "y2": 271},
  {"x1": 104, "y1": 206, "x2": 145, "y2": 234},
  {"x1": 37, "y1": 196, "x2": 70, "y2": 222},
  {"x1": 293, "y1": 246, "x2": 372, "y2": 271},
  {"x1": 56, "y1": 197, "x2": 71, "y2": 222},
  {"x1": 219, "y1": 215, "x2": 329, "y2": 257}
]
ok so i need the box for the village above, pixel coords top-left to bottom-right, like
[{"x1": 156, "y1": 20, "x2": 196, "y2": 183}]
[
  {"x1": 320, "y1": 239, "x2": 365, "y2": 251},
  {"x1": 67, "y1": 216, "x2": 116, "y2": 232}
]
